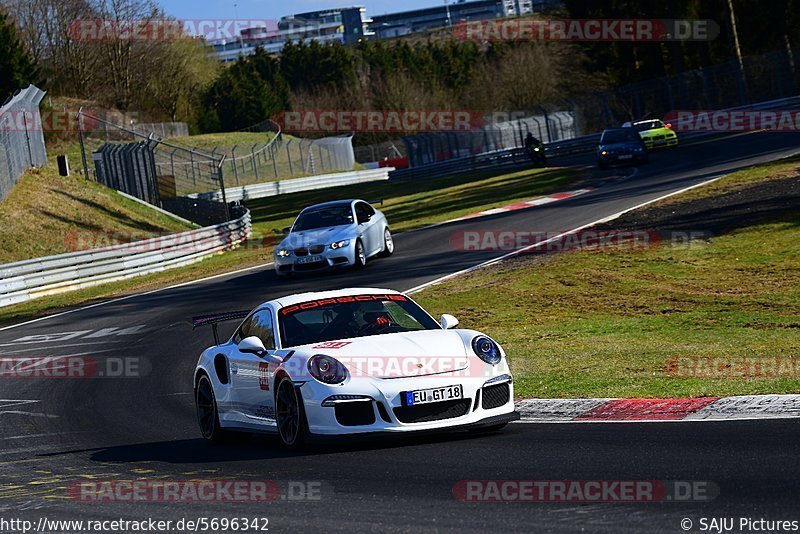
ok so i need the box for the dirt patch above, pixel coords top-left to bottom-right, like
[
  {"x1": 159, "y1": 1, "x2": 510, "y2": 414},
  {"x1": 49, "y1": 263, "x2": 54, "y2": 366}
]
[{"x1": 599, "y1": 174, "x2": 800, "y2": 237}]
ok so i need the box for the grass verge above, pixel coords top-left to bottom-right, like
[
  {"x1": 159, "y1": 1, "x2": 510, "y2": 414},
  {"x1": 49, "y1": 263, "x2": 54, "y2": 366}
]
[
  {"x1": 0, "y1": 165, "x2": 579, "y2": 326},
  {"x1": 414, "y1": 156, "x2": 800, "y2": 399}
]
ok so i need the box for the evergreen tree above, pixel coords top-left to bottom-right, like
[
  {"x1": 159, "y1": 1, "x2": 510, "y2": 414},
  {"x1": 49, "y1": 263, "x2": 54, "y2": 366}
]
[{"x1": 0, "y1": 10, "x2": 40, "y2": 102}]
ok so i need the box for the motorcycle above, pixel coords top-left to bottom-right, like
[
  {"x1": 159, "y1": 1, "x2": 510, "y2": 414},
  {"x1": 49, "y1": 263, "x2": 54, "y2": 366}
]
[{"x1": 527, "y1": 142, "x2": 547, "y2": 167}]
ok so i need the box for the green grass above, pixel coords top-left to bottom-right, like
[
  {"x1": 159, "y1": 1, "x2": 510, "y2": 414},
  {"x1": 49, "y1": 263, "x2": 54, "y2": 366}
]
[
  {"x1": 414, "y1": 161, "x2": 800, "y2": 399},
  {"x1": 246, "y1": 165, "x2": 581, "y2": 237},
  {"x1": 0, "y1": 151, "x2": 192, "y2": 264}
]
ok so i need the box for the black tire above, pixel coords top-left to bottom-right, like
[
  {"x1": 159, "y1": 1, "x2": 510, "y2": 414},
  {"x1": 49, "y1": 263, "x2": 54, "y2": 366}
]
[
  {"x1": 196, "y1": 374, "x2": 231, "y2": 443},
  {"x1": 354, "y1": 239, "x2": 367, "y2": 269},
  {"x1": 379, "y1": 227, "x2": 394, "y2": 257},
  {"x1": 275, "y1": 377, "x2": 307, "y2": 449},
  {"x1": 598, "y1": 160, "x2": 608, "y2": 170}
]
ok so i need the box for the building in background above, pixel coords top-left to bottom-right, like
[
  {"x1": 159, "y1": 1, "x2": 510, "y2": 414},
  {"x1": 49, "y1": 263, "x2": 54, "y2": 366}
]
[
  {"x1": 370, "y1": 0, "x2": 559, "y2": 39},
  {"x1": 212, "y1": 6, "x2": 373, "y2": 62},
  {"x1": 211, "y1": 0, "x2": 561, "y2": 61}
]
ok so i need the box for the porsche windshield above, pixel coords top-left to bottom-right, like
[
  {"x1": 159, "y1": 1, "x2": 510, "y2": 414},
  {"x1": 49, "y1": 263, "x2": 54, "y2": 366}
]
[
  {"x1": 293, "y1": 206, "x2": 354, "y2": 232},
  {"x1": 278, "y1": 294, "x2": 440, "y2": 347}
]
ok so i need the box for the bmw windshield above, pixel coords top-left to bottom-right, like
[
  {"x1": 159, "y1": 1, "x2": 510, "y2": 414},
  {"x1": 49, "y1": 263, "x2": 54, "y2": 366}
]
[
  {"x1": 601, "y1": 129, "x2": 641, "y2": 144},
  {"x1": 292, "y1": 206, "x2": 354, "y2": 231},
  {"x1": 633, "y1": 120, "x2": 664, "y2": 131},
  {"x1": 278, "y1": 294, "x2": 441, "y2": 347}
]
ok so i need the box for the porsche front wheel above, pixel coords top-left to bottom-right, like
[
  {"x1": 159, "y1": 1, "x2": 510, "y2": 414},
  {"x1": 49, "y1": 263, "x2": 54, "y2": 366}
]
[{"x1": 275, "y1": 377, "x2": 307, "y2": 449}]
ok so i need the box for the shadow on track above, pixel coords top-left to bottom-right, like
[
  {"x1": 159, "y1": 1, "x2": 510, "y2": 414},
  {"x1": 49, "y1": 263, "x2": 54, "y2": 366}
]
[{"x1": 41, "y1": 426, "x2": 512, "y2": 465}]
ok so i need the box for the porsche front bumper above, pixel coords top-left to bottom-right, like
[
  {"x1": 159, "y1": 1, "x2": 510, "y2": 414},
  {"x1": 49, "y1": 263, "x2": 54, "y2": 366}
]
[{"x1": 298, "y1": 371, "x2": 518, "y2": 436}]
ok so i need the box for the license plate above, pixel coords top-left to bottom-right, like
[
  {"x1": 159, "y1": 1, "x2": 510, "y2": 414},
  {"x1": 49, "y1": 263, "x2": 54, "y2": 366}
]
[
  {"x1": 296, "y1": 255, "x2": 323, "y2": 264},
  {"x1": 618, "y1": 154, "x2": 633, "y2": 160},
  {"x1": 403, "y1": 385, "x2": 463, "y2": 406}
]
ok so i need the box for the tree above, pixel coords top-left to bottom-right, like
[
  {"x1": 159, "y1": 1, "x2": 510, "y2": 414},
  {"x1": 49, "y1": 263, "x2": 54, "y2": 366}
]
[{"x1": 0, "y1": 9, "x2": 39, "y2": 101}]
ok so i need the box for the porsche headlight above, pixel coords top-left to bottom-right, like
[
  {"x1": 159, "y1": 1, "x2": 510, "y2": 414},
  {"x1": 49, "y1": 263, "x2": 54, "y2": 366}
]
[
  {"x1": 308, "y1": 354, "x2": 348, "y2": 384},
  {"x1": 276, "y1": 248, "x2": 291, "y2": 257},
  {"x1": 330, "y1": 239, "x2": 350, "y2": 250},
  {"x1": 471, "y1": 336, "x2": 501, "y2": 365}
]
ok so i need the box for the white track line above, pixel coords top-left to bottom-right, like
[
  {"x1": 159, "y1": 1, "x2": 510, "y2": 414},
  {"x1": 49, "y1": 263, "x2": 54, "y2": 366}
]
[{"x1": 405, "y1": 174, "x2": 724, "y2": 294}]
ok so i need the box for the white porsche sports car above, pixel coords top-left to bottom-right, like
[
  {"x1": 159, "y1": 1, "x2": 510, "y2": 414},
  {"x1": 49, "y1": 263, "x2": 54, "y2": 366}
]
[{"x1": 192, "y1": 288, "x2": 519, "y2": 448}]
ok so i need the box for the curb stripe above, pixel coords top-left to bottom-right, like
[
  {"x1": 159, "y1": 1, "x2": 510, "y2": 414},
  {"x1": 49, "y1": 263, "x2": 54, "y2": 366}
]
[
  {"x1": 516, "y1": 395, "x2": 800, "y2": 423},
  {"x1": 444, "y1": 187, "x2": 596, "y2": 224}
]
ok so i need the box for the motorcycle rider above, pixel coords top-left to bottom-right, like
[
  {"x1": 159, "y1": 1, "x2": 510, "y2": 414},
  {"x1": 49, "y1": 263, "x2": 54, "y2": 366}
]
[{"x1": 524, "y1": 131, "x2": 546, "y2": 166}]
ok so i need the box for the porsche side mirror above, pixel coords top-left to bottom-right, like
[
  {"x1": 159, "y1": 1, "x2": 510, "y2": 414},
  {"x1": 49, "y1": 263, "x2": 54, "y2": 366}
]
[
  {"x1": 440, "y1": 314, "x2": 459, "y2": 329},
  {"x1": 238, "y1": 336, "x2": 267, "y2": 355},
  {"x1": 281, "y1": 227, "x2": 291, "y2": 236}
]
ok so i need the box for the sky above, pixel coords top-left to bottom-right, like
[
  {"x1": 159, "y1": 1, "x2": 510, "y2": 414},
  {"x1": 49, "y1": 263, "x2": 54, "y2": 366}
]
[{"x1": 159, "y1": 0, "x2": 446, "y2": 21}]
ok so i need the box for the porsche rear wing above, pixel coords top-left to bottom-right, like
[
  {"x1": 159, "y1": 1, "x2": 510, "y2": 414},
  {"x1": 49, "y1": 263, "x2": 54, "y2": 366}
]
[{"x1": 191, "y1": 310, "x2": 250, "y2": 344}]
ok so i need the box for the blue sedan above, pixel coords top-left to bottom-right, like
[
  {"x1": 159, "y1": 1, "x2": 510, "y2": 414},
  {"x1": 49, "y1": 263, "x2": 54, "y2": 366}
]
[
  {"x1": 274, "y1": 199, "x2": 394, "y2": 276},
  {"x1": 597, "y1": 128, "x2": 649, "y2": 169}
]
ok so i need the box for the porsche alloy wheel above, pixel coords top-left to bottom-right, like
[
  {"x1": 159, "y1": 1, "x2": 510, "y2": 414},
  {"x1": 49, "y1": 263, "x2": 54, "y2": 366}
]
[{"x1": 276, "y1": 378, "x2": 306, "y2": 448}]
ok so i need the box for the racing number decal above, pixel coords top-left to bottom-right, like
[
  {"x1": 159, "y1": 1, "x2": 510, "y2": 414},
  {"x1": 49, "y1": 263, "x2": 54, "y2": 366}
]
[{"x1": 259, "y1": 362, "x2": 269, "y2": 391}]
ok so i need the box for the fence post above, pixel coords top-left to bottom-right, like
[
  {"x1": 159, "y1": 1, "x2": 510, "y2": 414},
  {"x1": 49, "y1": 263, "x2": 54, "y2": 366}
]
[
  {"x1": 286, "y1": 140, "x2": 294, "y2": 176},
  {"x1": 251, "y1": 143, "x2": 260, "y2": 182},
  {"x1": 77, "y1": 108, "x2": 90, "y2": 180},
  {"x1": 218, "y1": 156, "x2": 231, "y2": 222},
  {"x1": 230, "y1": 145, "x2": 240, "y2": 185},
  {"x1": 272, "y1": 143, "x2": 278, "y2": 178}
]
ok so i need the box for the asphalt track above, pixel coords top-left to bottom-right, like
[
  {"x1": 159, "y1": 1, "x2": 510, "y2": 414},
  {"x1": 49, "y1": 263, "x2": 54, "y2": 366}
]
[{"x1": 1, "y1": 131, "x2": 799, "y2": 533}]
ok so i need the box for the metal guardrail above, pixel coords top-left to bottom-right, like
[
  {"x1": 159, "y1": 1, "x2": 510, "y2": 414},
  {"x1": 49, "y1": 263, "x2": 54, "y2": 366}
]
[
  {"x1": 391, "y1": 95, "x2": 800, "y2": 180},
  {"x1": 190, "y1": 168, "x2": 393, "y2": 202},
  {"x1": 0, "y1": 210, "x2": 252, "y2": 308}
]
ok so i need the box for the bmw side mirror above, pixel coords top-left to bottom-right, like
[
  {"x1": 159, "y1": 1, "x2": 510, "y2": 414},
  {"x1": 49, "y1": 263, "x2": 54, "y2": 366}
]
[
  {"x1": 238, "y1": 336, "x2": 267, "y2": 355},
  {"x1": 440, "y1": 314, "x2": 459, "y2": 329}
]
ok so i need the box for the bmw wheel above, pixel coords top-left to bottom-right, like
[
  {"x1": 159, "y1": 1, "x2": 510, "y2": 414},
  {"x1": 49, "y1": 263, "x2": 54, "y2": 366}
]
[
  {"x1": 354, "y1": 239, "x2": 367, "y2": 269},
  {"x1": 380, "y1": 227, "x2": 394, "y2": 257},
  {"x1": 275, "y1": 377, "x2": 307, "y2": 449},
  {"x1": 196, "y1": 374, "x2": 230, "y2": 443}
]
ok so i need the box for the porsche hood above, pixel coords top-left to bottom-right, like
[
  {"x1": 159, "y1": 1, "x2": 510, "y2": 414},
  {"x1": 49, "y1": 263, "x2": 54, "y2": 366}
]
[{"x1": 295, "y1": 330, "x2": 471, "y2": 379}]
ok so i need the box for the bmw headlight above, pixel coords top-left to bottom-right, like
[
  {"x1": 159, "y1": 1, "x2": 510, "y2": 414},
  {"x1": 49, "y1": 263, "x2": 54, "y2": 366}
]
[
  {"x1": 330, "y1": 239, "x2": 350, "y2": 250},
  {"x1": 308, "y1": 354, "x2": 348, "y2": 384},
  {"x1": 471, "y1": 336, "x2": 501, "y2": 365},
  {"x1": 276, "y1": 248, "x2": 291, "y2": 257}
]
